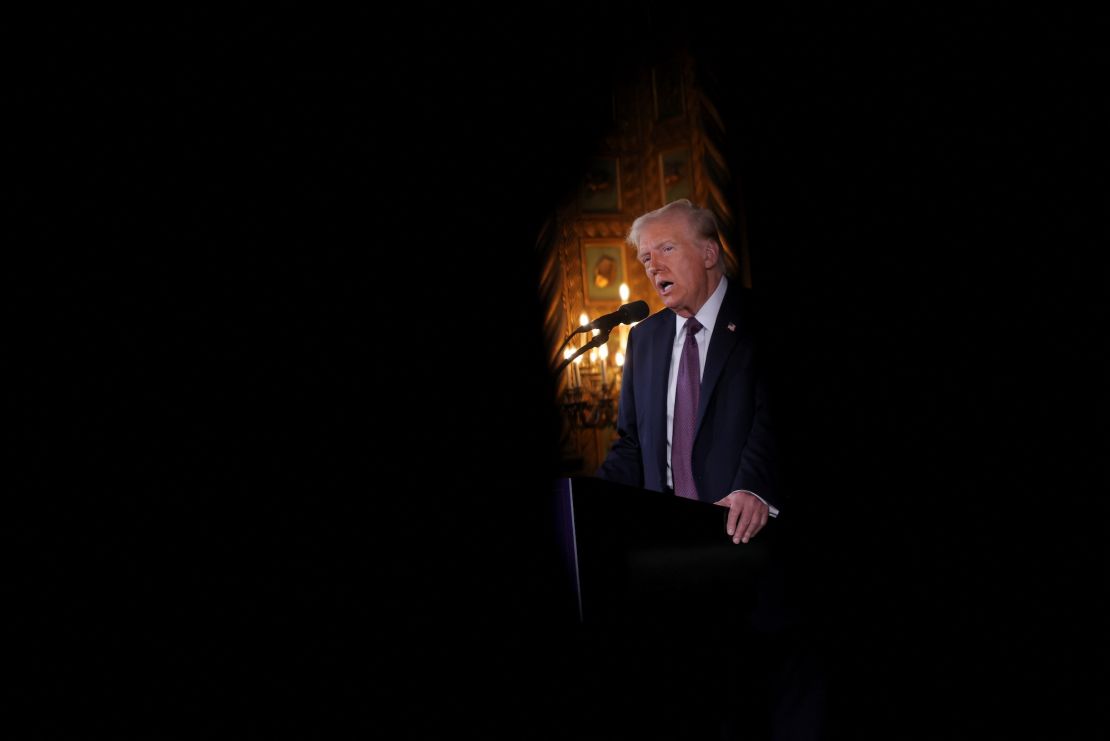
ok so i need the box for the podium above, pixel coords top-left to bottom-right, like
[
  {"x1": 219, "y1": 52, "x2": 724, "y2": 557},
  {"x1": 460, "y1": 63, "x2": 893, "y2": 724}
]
[{"x1": 552, "y1": 476, "x2": 774, "y2": 628}]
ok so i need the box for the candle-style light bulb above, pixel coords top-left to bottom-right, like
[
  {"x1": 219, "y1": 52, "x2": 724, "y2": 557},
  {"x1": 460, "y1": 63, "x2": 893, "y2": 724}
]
[
  {"x1": 580, "y1": 312, "x2": 598, "y2": 338},
  {"x1": 565, "y1": 348, "x2": 579, "y2": 388},
  {"x1": 615, "y1": 351, "x2": 625, "y2": 367},
  {"x1": 589, "y1": 348, "x2": 598, "y2": 364},
  {"x1": 618, "y1": 287, "x2": 633, "y2": 352},
  {"x1": 598, "y1": 344, "x2": 609, "y2": 361}
]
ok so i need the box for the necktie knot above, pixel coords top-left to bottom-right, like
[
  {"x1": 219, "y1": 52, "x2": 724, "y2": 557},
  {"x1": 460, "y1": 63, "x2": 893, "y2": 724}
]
[{"x1": 685, "y1": 317, "x2": 703, "y2": 336}]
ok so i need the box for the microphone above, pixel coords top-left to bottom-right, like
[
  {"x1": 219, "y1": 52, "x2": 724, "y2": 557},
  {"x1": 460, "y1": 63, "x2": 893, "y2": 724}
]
[{"x1": 574, "y1": 300, "x2": 649, "y2": 334}]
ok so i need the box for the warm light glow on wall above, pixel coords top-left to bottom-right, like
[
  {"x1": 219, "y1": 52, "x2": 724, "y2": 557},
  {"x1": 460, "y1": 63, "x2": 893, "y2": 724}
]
[{"x1": 564, "y1": 347, "x2": 580, "y2": 388}]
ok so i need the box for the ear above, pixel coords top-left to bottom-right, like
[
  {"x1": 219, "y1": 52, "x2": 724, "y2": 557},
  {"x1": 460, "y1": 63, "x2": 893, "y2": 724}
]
[{"x1": 703, "y1": 238, "x2": 721, "y2": 269}]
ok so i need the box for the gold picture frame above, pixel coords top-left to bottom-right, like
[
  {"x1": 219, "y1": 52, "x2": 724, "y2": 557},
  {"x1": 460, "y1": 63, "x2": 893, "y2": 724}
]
[{"x1": 581, "y1": 239, "x2": 627, "y2": 304}]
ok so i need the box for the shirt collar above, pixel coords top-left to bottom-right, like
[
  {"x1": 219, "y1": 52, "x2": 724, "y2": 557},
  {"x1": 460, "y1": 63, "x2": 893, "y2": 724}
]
[{"x1": 675, "y1": 275, "x2": 728, "y2": 335}]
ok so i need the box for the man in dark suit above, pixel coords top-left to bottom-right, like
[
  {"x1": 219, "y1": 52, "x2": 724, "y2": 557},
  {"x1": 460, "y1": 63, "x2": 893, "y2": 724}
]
[
  {"x1": 595, "y1": 199, "x2": 821, "y2": 740},
  {"x1": 597, "y1": 198, "x2": 779, "y2": 544}
]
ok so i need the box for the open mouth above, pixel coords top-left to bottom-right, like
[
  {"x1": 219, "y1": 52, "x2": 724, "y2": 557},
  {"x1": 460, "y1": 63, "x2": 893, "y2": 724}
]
[{"x1": 658, "y1": 281, "x2": 674, "y2": 294}]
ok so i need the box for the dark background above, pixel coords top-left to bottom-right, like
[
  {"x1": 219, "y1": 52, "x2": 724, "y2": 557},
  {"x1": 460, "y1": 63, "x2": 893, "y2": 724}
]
[{"x1": 15, "y1": 5, "x2": 1104, "y2": 737}]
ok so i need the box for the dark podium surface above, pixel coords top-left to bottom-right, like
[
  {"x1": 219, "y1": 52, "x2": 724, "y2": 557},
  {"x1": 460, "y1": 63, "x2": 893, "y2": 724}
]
[
  {"x1": 548, "y1": 476, "x2": 794, "y2": 739},
  {"x1": 553, "y1": 476, "x2": 776, "y2": 628}
]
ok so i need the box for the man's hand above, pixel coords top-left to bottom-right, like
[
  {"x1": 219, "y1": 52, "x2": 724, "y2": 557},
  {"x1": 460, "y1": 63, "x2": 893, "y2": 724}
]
[{"x1": 714, "y1": 490, "x2": 769, "y2": 544}]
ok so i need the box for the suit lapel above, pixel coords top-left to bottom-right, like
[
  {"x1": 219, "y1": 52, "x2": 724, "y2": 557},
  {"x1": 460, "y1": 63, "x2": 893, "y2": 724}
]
[
  {"x1": 649, "y1": 315, "x2": 675, "y2": 486},
  {"x1": 695, "y1": 286, "x2": 745, "y2": 439}
]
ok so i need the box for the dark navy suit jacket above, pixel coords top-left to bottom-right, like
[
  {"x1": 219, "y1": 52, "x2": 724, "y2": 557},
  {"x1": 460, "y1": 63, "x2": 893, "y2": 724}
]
[{"x1": 597, "y1": 282, "x2": 780, "y2": 511}]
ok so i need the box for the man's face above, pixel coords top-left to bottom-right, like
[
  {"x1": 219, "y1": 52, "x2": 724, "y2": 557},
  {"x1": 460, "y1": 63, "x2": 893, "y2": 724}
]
[{"x1": 636, "y1": 212, "x2": 719, "y2": 318}]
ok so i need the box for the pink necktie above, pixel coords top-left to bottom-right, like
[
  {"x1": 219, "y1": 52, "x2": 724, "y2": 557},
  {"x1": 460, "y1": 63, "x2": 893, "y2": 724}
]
[{"x1": 671, "y1": 317, "x2": 702, "y2": 499}]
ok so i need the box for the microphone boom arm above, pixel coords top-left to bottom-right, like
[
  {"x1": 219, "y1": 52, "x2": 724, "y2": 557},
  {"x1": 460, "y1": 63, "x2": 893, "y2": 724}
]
[{"x1": 554, "y1": 328, "x2": 613, "y2": 375}]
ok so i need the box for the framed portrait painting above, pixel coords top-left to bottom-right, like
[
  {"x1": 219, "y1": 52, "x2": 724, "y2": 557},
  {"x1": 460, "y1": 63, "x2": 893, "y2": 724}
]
[
  {"x1": 581, "y1": 239, "x2": 626, "y2": 304},
  {"x1": 580, "y1": 156, "x2": 621, "y2": 214},
  {"x1": 660, "y1": 147, "x2": 693, "y2": 203}
]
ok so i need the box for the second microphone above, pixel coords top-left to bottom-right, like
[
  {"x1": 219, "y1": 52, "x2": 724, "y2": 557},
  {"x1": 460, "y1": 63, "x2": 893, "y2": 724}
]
[{"x1": 576, "y1": 300, "x2": 649, "y2": 334}]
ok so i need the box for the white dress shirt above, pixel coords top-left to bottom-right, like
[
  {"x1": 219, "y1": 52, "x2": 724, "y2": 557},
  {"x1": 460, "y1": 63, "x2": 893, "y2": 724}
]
[{"x1": 664, "y1": 276, "x2": 779, "y2": 517}]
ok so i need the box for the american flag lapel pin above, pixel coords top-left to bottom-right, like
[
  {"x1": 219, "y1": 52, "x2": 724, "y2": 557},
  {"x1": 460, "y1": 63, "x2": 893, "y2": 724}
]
[{"x1": 727, "y1": 322, "x2": 736, "y2": 332}]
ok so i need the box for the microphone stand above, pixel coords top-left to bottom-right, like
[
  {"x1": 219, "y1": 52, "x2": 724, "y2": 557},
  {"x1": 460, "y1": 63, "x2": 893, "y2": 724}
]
[
  {"x1": 554, "y1": 328, "x2": 613, "y2": 376},
  {"x1": 555, "y1": 328, "x2": 582, "y2": 359}
]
